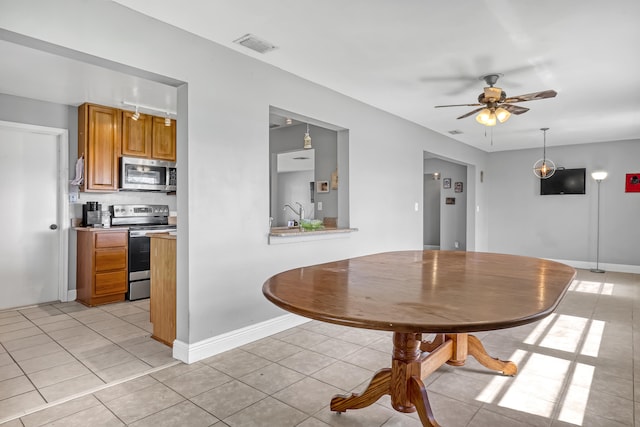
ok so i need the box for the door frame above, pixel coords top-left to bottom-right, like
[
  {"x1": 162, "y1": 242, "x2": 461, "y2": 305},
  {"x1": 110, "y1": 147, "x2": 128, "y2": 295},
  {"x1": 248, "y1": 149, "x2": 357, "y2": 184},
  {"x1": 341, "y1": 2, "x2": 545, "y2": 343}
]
[{"x1": 0, "y1": 120, "x2": 70, "y2": 304}]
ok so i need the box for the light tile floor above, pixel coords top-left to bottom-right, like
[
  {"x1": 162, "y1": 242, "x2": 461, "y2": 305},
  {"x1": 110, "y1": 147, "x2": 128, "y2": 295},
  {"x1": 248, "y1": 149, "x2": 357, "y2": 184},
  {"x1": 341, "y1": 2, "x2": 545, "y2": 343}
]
[{"x1": 1, "y1": 269, "x2": 639, "y2": 426}]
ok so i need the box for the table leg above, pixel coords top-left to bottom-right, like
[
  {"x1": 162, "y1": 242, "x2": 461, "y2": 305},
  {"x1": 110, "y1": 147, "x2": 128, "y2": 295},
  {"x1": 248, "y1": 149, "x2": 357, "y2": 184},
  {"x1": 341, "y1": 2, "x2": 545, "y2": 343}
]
[
  {"x1": 467, "y1": 334, "x2": 518, "y2": 376},
  {"x1": 330, "y1": 332, "x2": 516, "y2": 427},
  {"x1": 330, "y1": 368, "x2": 392, "y2": 412},
  {"x1": 331, "y1": 332, "x2": 443, "y2": 425},
  {"x1": 408, "y1": 376, "x2": 441, "y2": 427}
]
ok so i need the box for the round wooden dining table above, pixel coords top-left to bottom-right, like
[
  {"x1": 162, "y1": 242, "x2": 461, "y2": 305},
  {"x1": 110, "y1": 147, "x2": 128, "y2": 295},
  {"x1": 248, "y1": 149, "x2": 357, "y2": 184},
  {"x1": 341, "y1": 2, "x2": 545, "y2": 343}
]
[{"x1": 263, "y1": 250, "x2": 576, "y2": 427}]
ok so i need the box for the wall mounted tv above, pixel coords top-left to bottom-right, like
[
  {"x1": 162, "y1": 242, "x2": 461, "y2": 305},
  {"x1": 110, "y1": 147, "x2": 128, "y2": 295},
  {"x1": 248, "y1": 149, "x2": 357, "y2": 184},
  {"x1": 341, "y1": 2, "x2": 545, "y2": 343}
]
[{"x1": 540, "y1": 168, "x2": 586, "y2": 195}]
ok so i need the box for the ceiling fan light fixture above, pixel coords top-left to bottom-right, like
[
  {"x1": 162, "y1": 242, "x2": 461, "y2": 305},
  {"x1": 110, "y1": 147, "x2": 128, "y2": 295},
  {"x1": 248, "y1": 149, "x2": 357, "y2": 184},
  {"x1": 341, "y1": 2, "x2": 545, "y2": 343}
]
[
  {"x1": 495, "y1": 107, "x2": 511, "y2": 123},
  {"x1": 484, "y1": 86, "x2": 502, "y2": 100},
  {"x1": 475, "y1": 108, "x2": 492, "y2": 125}
]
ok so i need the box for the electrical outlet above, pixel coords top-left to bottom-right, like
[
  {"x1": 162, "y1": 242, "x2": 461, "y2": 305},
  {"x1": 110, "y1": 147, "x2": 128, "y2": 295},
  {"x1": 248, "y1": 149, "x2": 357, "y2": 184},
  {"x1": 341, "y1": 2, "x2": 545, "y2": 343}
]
[
  {"x1": 69, "y1": 193, "x2": 78, "y2": 203},
  {"x1": 317, "y1": 202, "x2": 323, "y2": 211},
  {"x1": 454, "y1": 241, "x2": 460, "y2": 249}
]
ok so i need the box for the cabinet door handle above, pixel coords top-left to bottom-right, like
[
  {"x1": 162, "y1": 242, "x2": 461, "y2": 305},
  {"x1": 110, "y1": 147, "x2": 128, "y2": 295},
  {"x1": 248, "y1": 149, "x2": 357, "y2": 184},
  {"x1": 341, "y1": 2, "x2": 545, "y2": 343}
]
[{"x1": 49, "y1": 224, "x2": 58, "y2": 230}]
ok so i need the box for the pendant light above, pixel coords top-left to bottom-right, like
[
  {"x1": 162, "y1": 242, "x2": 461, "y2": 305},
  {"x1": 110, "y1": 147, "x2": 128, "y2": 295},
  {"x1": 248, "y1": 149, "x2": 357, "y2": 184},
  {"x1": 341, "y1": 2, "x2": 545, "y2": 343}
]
[
  {"x1": 533, "y1": 127, "x2": 556, "y2": 179},
  {"x1": 303, "y1": 123, "x2": 312, "y2": 149}
]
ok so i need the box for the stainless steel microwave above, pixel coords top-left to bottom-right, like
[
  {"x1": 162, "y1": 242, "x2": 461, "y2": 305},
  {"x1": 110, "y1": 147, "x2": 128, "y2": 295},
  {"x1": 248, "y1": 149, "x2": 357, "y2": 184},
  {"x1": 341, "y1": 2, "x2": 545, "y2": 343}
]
[{"x1": 120, "y1": 156, "x2": 177, "y2": 192}]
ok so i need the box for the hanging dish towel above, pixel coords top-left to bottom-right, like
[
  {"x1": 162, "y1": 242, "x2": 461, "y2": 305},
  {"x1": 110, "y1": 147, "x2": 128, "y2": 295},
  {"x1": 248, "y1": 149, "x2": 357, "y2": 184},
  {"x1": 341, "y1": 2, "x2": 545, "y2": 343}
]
[{"x1": 70, "y1": 156, "x2": 84, "y2": 186}]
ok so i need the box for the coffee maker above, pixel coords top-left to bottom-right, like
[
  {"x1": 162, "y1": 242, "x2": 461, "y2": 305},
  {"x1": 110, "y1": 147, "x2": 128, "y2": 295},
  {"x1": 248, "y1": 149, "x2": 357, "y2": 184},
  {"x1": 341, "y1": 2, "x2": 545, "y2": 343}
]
[{"x1": 82, "y1": 201, "x2": 102, "y2": 227}]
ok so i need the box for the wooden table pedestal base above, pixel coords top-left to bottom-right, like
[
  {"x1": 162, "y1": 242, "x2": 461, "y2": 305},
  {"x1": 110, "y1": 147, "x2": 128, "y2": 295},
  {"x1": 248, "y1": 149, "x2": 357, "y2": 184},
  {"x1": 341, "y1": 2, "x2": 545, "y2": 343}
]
[{"x1": 330, "y1": 332, "x2": 517, "y2": 427}]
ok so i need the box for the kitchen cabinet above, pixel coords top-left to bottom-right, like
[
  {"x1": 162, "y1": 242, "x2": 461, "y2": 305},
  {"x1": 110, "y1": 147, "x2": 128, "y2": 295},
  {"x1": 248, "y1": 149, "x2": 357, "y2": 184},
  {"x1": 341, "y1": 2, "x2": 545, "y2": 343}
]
[
  {"x1": 78, "y1": 103, "x2": 121, "y2": 192},
  {"x1": 121, "y1": 113, "x2": 176, "y2": 162},
  {"x1": 121, "y1": 111, "x2": 152, "y2": 158},
  {"x1": 76, "y1": 229, "x2": 128, "y2": 306},
  {"x1": 151, "y1": 116, "x2": 176, "y2": 161},
  {"x1": 150, "y1": 233, "x2": 176, "y2": 347}
]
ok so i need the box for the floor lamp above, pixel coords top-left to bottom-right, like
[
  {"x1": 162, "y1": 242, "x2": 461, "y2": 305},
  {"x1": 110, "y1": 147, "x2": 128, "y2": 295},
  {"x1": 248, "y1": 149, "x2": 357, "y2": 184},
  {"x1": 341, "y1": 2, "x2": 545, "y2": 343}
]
[{"x1": 590, "y1": 171, "x2": 608, "y2": 273}]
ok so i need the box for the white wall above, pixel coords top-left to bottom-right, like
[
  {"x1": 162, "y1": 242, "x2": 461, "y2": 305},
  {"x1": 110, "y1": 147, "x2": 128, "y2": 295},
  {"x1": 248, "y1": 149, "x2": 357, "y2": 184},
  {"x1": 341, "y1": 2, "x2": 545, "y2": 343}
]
[
  {"x1": 487, "y1": 139, "x2": 640, "y2": 268},
  {"x1": 0, "y1": 93, "x2": 69, "y2": 129},
  {"x1": 0, "y1": 1, "x2": 488, "y2": 352},
  {"x1": 423, "y1": 174, "x2": 440, "y2": 246}
]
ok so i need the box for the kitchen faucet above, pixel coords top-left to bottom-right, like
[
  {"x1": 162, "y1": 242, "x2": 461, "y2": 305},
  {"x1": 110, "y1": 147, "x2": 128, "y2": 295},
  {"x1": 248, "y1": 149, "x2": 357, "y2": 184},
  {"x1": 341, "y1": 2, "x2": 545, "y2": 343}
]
[{"x1": 284, "y1": 202, "x2": 304, "y2": 225}]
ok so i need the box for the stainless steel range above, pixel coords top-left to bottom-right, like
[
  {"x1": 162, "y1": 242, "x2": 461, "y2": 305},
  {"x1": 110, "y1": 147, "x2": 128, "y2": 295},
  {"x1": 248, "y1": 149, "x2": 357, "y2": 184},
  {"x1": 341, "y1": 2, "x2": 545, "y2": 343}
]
[{"x1": 110, "y1": 204, "x2": 176, "y2": 300}]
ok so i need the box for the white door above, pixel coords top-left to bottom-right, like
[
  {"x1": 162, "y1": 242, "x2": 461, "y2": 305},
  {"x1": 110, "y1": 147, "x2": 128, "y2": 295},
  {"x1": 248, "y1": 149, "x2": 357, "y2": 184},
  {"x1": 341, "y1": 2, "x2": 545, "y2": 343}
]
[{"x1": 0, "y1": 125, "x2": 61, "y2": 310}]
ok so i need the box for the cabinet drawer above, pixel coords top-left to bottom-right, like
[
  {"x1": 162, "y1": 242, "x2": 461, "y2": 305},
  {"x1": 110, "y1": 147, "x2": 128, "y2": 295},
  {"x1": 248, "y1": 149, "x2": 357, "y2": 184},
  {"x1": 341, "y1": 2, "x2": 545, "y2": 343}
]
[
  {"x1": 95, "y1": 248, "x2": 127, "y2": 271},
  {"x1": 95, "y1": 270, "x2": 127, "y2": 295},
  {"x1": 95, "y1": 232, "x2": 127, "y2": 248}
]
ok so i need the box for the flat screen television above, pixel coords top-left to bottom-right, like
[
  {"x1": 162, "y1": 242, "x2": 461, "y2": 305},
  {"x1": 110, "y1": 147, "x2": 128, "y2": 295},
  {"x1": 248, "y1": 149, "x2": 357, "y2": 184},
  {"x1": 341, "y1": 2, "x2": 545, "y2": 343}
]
[{"x1": 540, "y1": 168, "x2": 586, "y2": 195}]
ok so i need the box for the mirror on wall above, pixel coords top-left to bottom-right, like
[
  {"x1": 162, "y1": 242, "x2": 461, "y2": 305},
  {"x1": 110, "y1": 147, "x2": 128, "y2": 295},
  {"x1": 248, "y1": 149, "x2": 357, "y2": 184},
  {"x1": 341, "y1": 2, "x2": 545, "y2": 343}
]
[{"x1": 269, "y1": 107, "x2": 345, "y2": 229}]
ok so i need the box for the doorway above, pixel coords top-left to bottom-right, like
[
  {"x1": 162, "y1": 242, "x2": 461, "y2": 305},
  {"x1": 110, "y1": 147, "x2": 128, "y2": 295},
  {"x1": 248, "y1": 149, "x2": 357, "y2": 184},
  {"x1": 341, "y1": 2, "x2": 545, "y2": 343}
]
[
  {"x1": 0, "y1": 121, "x2": 69, "y2": 310},
  {"x1": 424, "y1": 154, "x2": 467, "y2": 251}
]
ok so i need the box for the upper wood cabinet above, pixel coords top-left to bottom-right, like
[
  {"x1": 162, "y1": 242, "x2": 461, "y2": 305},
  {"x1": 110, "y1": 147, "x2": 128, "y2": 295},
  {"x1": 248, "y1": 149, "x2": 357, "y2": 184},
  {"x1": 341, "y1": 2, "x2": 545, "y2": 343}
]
[
  {"x1": 151, "y1": 116, "x2": 177, "y2": 162},
  {"x1": 121, "y1": 111, "x2": 152, "y2": 158},
  {"x1": 78, "y1": 103, "x2": 121, "y2": 192},
  {"x1": 121, "y1": 113, "x2": 176, "y2": 162}
]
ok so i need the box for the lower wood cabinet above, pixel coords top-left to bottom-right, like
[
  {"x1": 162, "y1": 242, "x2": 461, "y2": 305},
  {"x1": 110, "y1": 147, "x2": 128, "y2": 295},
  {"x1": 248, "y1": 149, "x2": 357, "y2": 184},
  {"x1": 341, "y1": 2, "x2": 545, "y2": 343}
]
[
  {"x1": 76, "y1": 229, "x2": 128, "y2": 306},
  {"x1": 150, "y1": 234, "x2": 176, "y2": 347}
]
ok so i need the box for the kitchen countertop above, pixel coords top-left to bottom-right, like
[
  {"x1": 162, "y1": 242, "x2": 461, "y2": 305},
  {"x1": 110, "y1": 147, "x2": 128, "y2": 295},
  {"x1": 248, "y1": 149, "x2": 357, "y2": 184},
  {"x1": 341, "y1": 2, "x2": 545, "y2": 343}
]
[
  {"x1": 73, "y1": 226, "x2": 129, "y2": 232},
  {"x1": 268, "y1": 227, "x2": 357, "y2": 237}
]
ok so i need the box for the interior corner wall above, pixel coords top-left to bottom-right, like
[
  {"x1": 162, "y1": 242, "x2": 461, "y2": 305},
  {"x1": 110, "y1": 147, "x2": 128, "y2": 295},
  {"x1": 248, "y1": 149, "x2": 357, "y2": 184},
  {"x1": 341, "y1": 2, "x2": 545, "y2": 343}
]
[
  {"x1": 486, "y1": 139, "x2": 640, "y2": 267},
  {"x1": 424, "y1": 158, "x2": 467, "y2": 251}
]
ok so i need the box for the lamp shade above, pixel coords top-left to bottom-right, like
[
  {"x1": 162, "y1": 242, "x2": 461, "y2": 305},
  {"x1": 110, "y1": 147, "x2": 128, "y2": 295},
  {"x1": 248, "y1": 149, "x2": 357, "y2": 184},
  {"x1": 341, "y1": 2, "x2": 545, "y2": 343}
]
[
  {"x1": 475, "y1": 108, "x2": 492, "y2": 125},
  {"x1": 495, "y1": 107, "x2": 511, "y2": 123},
  {"x1": 591, "y1": 171, "x2": 608, "y2": 181}
]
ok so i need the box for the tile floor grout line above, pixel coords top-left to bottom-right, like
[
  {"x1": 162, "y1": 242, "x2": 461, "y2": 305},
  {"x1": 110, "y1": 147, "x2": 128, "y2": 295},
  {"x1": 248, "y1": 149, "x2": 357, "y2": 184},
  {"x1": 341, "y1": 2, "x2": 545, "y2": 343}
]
[
  {"x1": 38, "y1": 307, "x2": 154, "y2": 384},
  {"x1": 0, "y1": 359, "x2": 181, "y2": 425}
]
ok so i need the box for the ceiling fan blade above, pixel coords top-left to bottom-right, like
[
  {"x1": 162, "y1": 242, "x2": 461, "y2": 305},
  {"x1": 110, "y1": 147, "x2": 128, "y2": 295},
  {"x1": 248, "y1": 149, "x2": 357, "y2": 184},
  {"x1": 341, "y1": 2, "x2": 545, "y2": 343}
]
[
  {"x1": 504, "y1": 90, "x2": 557, "y2": 103},
  {"x1": 501, "y1": 104, "x2": 530, "y2": 115},
  {"x1": 435, "y1": 103, "x2": 483, "y2": 108},
  {"x1": 456, "y1": 107, "x2": 485, "y2": 120}
]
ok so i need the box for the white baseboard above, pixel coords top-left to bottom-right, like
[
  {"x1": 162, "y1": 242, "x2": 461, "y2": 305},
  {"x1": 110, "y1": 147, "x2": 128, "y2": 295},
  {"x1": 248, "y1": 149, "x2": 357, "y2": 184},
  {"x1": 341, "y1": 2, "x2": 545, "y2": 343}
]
[
  {"x1": 548, "y1": 259, "x2": 640, "y2": 274},
  {"x1": 66, "y1": 290, "x2": 77, "y2": 302},
  {"x1": 172, "y1": 313, "x2": 310, "y2": 364}
]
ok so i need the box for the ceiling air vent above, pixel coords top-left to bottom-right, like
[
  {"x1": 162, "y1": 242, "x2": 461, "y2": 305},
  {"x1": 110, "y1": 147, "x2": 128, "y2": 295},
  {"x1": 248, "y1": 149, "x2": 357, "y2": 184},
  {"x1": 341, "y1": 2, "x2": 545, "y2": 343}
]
[
  {"x1": 233, "y1": 34, "x2": 278, "y2": 54},
  {"x1": 448, "y1": 130, "x2": 464, "y2": 135}
]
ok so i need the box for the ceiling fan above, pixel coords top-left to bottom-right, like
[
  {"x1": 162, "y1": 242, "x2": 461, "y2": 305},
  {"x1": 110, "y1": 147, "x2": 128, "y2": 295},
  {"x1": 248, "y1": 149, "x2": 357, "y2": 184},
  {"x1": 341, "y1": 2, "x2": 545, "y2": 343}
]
[{"x1": 434, "y1": 73, "x2": 557, "y2": 126}]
